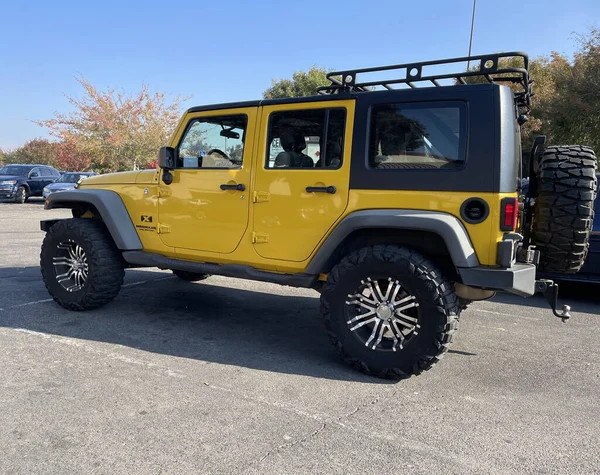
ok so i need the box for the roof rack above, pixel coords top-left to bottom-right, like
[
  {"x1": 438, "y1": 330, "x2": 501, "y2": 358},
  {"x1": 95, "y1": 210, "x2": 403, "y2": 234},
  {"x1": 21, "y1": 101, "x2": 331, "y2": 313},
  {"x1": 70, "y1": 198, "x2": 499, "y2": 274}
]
[{"x1": 317, "y1": 52, "x2": 532, "y2": 113}]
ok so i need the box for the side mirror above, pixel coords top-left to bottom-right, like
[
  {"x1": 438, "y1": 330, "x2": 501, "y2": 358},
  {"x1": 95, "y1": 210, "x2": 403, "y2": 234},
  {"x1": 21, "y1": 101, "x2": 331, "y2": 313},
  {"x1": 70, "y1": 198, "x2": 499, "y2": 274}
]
[
  {"x1": 29, "y1": 171, "x2": 39, "y2": 178},
  {"x1": 158, "y1": 146, "x2": 176, "y2": 170}
]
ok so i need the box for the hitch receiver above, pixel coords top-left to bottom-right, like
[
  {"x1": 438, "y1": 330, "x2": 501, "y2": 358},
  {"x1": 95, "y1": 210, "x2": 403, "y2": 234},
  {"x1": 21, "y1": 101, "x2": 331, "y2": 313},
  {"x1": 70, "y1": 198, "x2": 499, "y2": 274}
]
[{"x1": 535, "y1": 279, "x2": 571, "y2": 323}]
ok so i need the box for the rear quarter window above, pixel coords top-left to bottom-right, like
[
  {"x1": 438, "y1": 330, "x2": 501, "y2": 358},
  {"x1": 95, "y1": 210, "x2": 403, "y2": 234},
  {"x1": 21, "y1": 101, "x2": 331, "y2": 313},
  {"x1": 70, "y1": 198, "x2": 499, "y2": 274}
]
[{"x1": 369, "y1": 102, "x2": 466, "y2": 170}]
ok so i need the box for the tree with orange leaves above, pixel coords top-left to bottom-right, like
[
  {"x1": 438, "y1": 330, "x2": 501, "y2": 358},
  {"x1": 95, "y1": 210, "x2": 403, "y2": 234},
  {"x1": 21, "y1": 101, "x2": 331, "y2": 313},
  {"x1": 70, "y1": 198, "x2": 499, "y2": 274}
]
[{"x1": 37, "y1": 77, "x2": 186, "y2": 173}]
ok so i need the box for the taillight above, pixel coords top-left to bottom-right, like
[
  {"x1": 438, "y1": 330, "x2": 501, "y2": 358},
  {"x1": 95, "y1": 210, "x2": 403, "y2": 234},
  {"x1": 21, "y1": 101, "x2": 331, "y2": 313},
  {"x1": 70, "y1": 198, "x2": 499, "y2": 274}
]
[{"x1": 500, "y1": 197, "x2": 518, "y2": 231}]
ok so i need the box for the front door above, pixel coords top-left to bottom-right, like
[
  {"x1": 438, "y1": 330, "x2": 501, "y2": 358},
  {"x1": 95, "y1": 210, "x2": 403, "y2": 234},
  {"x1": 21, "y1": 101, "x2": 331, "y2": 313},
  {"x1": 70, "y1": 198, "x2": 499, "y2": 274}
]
[
  {"x1": 252, "y1": 100, "x2": 354, "y2": 262},
  {"x1": 27, "y1": 167, "x2": 49, "y2": 194},
  {"x1": 158, "y1": 107, "x2": 257, "y2": 254}
]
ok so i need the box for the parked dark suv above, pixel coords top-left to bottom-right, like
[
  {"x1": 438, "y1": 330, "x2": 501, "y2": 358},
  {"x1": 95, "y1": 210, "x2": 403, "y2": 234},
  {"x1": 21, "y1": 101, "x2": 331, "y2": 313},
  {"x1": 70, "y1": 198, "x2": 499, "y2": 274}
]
[{"x1": 0, "y1": 164, "x2": 61, "y2": 203}]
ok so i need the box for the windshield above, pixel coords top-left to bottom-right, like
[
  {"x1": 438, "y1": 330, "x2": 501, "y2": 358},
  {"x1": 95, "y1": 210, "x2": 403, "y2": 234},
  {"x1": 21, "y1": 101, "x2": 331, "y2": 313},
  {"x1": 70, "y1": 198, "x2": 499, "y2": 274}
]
[
  {"x1": 57, "y1": 173, "x2": 86, "y2": 183},
  {"x1": 0, "y1": 165, "x2": 31, "y2": 176}
]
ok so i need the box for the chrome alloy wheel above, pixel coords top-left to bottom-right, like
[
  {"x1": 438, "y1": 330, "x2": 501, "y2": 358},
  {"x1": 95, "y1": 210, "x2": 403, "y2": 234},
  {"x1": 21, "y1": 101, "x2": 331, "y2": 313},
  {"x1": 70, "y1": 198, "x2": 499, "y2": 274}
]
[
  {"x1": 345, "y1": 277, "x2": 420, "y2": 351},
  {"x1": 53, "y1": 240, "x2": 88, "y2": 292}
]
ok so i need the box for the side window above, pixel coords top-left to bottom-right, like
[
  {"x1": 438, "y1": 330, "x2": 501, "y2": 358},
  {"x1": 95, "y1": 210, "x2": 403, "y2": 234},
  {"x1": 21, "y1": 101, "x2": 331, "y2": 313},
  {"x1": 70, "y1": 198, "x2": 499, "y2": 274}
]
[
  {"x1": 41, "y1": 167, "x2": 52, "y2": 177},
  {"x1": 177, "y1": 114, "x2": 247, "y2": 169},
  {"x1": 266, "y1": 108, "x2": 346, "y2": 169},
  {"x1": 369, "y1": 102, "x2": 466, "y2": 170},
  {"x1": 29, "y1": 167, "x2": 41, "y2": 177}
]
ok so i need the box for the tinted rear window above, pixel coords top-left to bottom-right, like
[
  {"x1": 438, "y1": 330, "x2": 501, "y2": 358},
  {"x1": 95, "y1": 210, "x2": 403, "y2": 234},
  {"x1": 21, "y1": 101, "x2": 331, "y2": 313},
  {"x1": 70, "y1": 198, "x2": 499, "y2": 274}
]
[{"x1": 369, "y1": 102, "x2": 466, "y2": 170}]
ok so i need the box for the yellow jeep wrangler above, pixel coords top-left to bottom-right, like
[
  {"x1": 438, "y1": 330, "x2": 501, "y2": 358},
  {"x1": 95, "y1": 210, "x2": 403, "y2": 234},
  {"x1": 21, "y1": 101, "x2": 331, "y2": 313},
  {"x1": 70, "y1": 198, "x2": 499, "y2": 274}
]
[{"x1": 40, "y1": 53, "x2": 597, "y2": 379}]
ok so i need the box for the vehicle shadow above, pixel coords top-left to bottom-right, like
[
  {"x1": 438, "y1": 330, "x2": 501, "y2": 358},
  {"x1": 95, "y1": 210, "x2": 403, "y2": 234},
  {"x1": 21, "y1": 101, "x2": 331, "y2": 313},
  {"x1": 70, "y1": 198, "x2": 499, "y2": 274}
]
[
  {"x1": 0, "y1": 266, "x2": 395, "y2": 383},
  {"x1": 0, "y1": 198, "x2": 45, "y2": 204},
  {"x1": 490, "y1": 280, "x2": 600, "y2": 314}
]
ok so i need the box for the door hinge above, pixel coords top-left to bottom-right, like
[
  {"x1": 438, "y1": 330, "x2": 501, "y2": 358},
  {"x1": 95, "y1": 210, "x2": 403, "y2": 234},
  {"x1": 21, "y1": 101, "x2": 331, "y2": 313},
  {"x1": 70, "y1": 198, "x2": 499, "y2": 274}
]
[
  {"x1": 158, "y1": 187, "x2": 171, "y2": 198},
  {"x1": 252, "y1": 232, "x2": 269, "y2": 244},
  {"x1": 158, "y1": 224, "x2": 171, "y2": 234},
  {"x1": 252, "y1": 191, "x2": 270, "y2": 203}
]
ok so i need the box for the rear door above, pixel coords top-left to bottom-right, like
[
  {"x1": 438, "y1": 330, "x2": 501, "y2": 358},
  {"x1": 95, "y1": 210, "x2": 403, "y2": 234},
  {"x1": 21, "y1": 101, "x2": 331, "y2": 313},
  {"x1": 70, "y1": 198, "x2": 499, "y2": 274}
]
[
  {"x1": 41, "y1": 167, "x2": 57, "y2": 188},
  {"x1": 252, "y1": 100, "x2": 354, "y2": 262}
]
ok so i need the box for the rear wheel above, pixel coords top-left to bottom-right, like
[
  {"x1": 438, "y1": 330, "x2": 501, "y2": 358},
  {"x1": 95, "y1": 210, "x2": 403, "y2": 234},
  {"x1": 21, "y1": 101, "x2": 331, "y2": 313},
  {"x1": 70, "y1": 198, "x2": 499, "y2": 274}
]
[
  {"x1": 14, "y1": 186, "x2": 27, "y2": 204},
  {"x1": 532, "y1": 145, "x2": 598, "y2": 273},
  {"x1": 172, "y1": 270, "x2": 210, "y2": 282},
  {"x1": 320, "y1": 245, "x2": 459, "y2": 380},
  {"x1": 40, "y1": 219, "x2": 125, "y2": 310}
]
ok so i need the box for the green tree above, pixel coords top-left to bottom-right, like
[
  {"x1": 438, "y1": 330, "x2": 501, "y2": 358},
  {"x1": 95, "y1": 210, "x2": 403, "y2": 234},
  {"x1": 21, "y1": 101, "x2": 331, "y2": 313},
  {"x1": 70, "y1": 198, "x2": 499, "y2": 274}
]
[
  {"x1": 461, "y1": 28, "x2": 600, "y2": 163},
  {"x1": 263, "y1": 66, "x2": 331, "y2": 99},
  {"x1": 36, "y1": 77, "x2": 187, "y2": 173},
  {"x1": 1, "y1": 138, "x2": 61, "y2": 167},
  {"x1": 534, "y1": 29, "x2": 600, "y2": 154}
]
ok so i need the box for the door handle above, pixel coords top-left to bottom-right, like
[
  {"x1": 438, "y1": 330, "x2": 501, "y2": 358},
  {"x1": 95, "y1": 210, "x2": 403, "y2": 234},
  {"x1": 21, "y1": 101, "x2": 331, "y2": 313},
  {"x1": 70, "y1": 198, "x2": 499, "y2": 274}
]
[
  {"x1": 306, "y1": 186, "x2": 336, "y2": 194},
  {"x1": 220, "y1": 183, "x2": 246, "y2": 191}
]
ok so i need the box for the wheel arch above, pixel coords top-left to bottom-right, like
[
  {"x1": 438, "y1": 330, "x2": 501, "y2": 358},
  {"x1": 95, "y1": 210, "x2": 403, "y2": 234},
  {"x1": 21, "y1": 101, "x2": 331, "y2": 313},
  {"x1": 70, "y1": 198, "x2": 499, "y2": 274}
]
[
  {"x1": 42, "y1": 190, "x2": 143, "y2": 250},
  {"x1": 306, "y1": 210, "x2": 480, "y2": 276}
]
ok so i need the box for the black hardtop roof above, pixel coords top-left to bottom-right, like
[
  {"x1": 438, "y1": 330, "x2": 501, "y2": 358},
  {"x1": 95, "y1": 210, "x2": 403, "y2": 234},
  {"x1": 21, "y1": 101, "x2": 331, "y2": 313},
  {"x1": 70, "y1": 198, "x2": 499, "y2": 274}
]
[{"x1": 186, "y1": 82, "x2": 498, "y2": 114}]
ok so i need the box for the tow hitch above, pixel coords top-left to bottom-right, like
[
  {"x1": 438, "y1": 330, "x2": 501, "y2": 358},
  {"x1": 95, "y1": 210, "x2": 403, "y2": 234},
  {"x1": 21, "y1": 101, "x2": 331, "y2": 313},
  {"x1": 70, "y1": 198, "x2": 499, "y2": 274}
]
[{"x1": 535, "y1": 279, "x2": 571, "y2": 323}]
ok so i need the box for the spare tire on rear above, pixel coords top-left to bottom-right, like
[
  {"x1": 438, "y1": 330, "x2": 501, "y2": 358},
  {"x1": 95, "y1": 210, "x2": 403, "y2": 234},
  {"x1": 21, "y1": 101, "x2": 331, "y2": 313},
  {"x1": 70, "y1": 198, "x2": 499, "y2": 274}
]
[{"x1": 532, "y1": 145, "x2": 598, "y2": 273}]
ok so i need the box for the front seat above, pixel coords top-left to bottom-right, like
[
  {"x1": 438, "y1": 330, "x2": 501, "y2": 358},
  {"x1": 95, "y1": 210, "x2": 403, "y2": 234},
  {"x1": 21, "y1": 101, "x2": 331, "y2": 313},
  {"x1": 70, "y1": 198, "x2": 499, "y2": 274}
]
[{"x1": 274, "y1": 130, "x2": 313, "y2": 168}]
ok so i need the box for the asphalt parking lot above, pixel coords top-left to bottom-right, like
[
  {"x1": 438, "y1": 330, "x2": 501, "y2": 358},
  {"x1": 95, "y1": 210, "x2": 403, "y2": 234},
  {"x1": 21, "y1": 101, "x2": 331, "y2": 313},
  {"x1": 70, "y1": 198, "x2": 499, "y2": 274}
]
[{"x1": 1, "y1": 200, "x2": 599, "y2": 474}]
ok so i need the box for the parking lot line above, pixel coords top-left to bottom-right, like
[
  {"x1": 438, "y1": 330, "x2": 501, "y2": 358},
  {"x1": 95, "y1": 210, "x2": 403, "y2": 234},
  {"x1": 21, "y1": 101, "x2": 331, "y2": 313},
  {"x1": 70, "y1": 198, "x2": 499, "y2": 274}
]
[
  {"x1": 474, "y1": 307, "x2": 540, "y2": 321},
  {"x1": 0, "y1": 275, "x2": 177, "y2": 311},
  {"x1": 11, "y1": 327, "x2": 184, "y2": 378}
]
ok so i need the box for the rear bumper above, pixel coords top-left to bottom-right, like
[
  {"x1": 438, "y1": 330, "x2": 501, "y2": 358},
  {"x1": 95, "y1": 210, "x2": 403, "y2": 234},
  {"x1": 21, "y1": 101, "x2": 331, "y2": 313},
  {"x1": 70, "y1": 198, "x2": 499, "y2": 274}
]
[{"x1": 458, "y1": 263, "x2": 536, "y2": 297}]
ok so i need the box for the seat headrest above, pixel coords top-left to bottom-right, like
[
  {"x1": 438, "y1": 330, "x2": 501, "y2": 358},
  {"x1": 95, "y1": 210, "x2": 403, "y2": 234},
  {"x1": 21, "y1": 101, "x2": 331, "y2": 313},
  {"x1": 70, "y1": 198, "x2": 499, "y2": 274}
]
[
  {"x1": 279, "y1": 130, "x2": 295, "y2": 151},
  {"x1": 293, "y1": 132, "x2": 306, "y2": 152}
]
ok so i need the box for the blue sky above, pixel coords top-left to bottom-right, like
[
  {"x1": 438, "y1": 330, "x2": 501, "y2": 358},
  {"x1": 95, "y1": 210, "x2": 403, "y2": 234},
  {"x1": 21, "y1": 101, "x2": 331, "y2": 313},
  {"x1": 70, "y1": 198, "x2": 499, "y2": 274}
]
[{"x1": 0, "y1": 0, "x2": 598, "y2": 150}]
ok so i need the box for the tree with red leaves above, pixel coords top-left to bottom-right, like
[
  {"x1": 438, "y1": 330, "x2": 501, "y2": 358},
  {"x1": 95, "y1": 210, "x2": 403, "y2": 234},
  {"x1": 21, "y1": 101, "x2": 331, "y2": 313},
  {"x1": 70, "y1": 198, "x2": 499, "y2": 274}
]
[{"x1": 36, "y1": 77, "x2": 186, "y2": 173}]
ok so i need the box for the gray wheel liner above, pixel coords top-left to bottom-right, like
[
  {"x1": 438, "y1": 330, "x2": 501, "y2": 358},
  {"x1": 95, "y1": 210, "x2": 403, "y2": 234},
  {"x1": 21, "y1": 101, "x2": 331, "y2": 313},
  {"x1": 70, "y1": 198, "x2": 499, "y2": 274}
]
[
  {"x1": 43, "y1": 190, "x2": 142, "y2": 250},
  {"x1": 306, "y1": 209, "x2": 480, "y2": 274}
]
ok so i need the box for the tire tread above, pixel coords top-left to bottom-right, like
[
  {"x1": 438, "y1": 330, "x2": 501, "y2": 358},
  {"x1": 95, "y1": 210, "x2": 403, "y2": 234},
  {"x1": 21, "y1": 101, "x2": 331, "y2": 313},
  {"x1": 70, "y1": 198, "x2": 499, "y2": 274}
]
[{"x1": 320, "y1": 245, "x2": 459, "y2": 380}]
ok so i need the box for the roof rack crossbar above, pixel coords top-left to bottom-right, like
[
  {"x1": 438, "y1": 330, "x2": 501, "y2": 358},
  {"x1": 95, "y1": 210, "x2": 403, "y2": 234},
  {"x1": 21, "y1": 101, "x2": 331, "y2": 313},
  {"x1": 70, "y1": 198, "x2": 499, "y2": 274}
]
[{"x1": 316, "y1": 52, "x2": 532, "y2": 113}]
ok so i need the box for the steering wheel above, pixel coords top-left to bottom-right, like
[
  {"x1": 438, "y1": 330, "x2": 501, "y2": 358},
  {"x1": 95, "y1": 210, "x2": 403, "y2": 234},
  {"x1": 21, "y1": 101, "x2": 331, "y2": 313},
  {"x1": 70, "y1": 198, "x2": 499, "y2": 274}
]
[{"x1": 207, "y1": 148, "x2": 231, "y2": 161}]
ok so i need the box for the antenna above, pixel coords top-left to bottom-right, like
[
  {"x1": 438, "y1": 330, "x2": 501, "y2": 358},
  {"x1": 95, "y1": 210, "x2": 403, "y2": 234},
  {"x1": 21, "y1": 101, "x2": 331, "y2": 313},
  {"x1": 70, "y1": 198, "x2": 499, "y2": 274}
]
[{"x1": 467, "y1": 0, "x2": 477, "y2": 70}]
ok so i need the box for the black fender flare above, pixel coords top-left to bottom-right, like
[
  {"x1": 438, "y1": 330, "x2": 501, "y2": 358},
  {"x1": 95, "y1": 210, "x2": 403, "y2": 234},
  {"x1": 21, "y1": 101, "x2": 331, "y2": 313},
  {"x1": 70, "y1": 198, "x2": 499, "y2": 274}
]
[
  {"x1": 306, "y1": 209, "x2": 480, "y2": 274},
  {"x1": 42, "y1": 189, "x2": 143, "y2": 250}
]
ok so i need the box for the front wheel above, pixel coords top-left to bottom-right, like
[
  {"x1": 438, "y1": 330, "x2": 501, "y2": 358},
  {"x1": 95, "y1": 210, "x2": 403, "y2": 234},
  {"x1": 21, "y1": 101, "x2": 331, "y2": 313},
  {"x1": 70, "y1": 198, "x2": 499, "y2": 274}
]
[
  {"x1": 320, "y1": 245, "x2": 459, "y2": 380},
  {"x1": 14, "y1": 186, "x2": 27, "y2": 204},
  {"x1": 40, "y1": 219, "x2": 125, "y2": 310}
]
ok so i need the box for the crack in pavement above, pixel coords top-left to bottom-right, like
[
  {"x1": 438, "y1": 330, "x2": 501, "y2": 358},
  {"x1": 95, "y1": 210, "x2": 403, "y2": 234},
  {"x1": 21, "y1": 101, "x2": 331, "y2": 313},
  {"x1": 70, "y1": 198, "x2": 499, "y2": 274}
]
[
  {"x1": 339, "y1": 393, "x2": 383, "y2": 421},
  {"x1": 257, "y1": 422, "x2": 327, "y2": 464},
  {"x1": 5, "y1": 328, "x2": 493, "y2": 472}
]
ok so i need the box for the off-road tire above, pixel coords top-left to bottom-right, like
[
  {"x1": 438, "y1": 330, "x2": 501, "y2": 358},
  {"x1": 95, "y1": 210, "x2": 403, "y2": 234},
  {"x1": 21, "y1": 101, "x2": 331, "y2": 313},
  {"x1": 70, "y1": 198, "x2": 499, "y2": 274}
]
[
  {"x1": 532, "y1": 145, "x2": 598, "y2": 273},
  {"x1": 172, "y1": 270, "x2": 210, "y2": 282},
  {"x1": 14, "y1": 186, "x2": 27, "y2": 204},
  {"x1": 40, "y1": 219, "x2": 125, "y2": 310},
  {"x1": 320, "y1": 245, "x2": 459, "y2": 380}
]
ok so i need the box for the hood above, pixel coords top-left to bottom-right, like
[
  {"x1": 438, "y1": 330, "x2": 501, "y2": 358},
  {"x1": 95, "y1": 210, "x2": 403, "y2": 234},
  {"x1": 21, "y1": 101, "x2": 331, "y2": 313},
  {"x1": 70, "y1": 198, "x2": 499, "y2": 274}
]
[
  {"x1": 0, "y1": 175, "x2": 22, "y2": 181},
  {"x1": 79, "y1": 169, "x2": 158, "y2": 187},
  {"x1": 46, "y1": 182, "x2": 76, "y2": 191}
]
